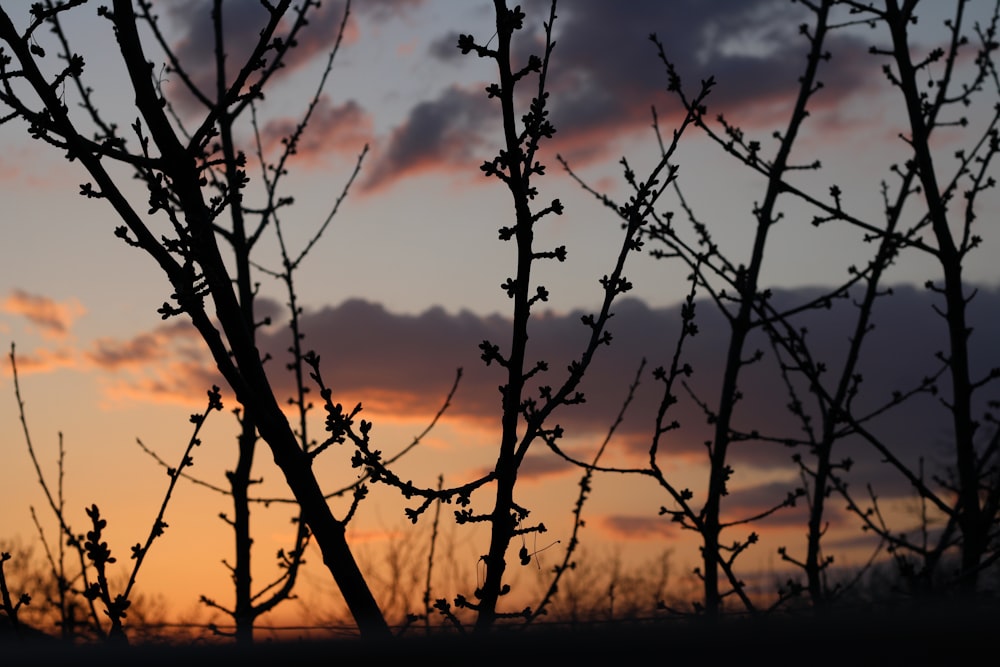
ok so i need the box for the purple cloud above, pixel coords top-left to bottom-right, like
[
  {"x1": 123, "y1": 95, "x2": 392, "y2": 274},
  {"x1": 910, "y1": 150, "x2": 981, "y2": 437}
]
[
  {"x1": 370, "y1": 1, "x2": 882, "y2": 186},
  {"x1": 84, "y1": 283, "x2": 1000, "y2": 510},
  {"x1": 276, "y1": 285, "x2": 998, "y2": 496},
  {"x1": 257, "y1": 97, "x2": 373, "y2": 161},
  {"x1": 360, "y1": 86, "x2": 494, "y2": 192},
  {"x1": 162, "y1": 1, "x2": 354, "y2": 114}
]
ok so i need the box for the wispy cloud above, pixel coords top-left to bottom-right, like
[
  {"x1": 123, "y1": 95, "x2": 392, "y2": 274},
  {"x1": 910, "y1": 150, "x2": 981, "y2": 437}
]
[
  {"x1": 86, "y1": 319, "x2": 219, "y2": 408},
  {"x1": 97, "y1": 360, "x2": 225, "y2": 409},
  {"x1": 0, "y1": 156, "x2": 20, "y2": 181},
  {"x1": 87, "y1": 320, "x2": 201, "y2": 370},
  {"x1": 163, "y1": 0, "x2": 358, "y2": 114},
  {"x1": 256, "y1": 96, "x2": 374, "y2": 164},
  {"x1": 2, "y1": 289, "x2": 85, "y2": 340},
  {"x1": 360, "y1": 85, "x2": 493, "y2": 192},
  {"x1": 7, "y1": 346, "x2": 77, "y2": 375},
  {"x1": 161, "y1": 0, "x2": 428, "y2": 113},
  {"x1": 599, "y1": 514, "x2": 676, "y2": 541},
  {"x1": 469, "y1": 450, "x2": 579, "y2": 484}
]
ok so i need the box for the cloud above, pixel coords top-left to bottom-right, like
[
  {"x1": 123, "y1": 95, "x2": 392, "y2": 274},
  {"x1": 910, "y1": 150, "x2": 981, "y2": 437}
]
[
  {"x1": 160, "y1": 0, "x2": 428, "y2": 117},
  {"x1": 369, "y1": 1, "x2": 882, "y2": 188},
  {"x1": 551, "y1": 0, "x2": 880, "y2": 147},
  {"x1": 598, "y1": 514, "x2": 675, "y2": 541},
  {"x1": 82, "y1": 284, "x2": 1000, "y2": 504},
  {"x1": 428, "y1": 31, "x2": 464, "y2": 62},
  {"x1": 0, "y1": 299, "x2": 215, "y2": 386},
  {"x1": 0, "y1": 156, "x2": 20, "y2": 181},
  {"x1": 157, "y1": 2, "x2": 888, "y2": 192},
  {"x1": 256, "y1": 97, "x2": 374, "y2": 163},
  {"x1": 163, "y1": 1, "x2": 357, "y2": 114},
  {"x1": 360, "y1": 86, "x2": 494, "y2": 192},
  {"x1": 2, "y1": 290, "x2": 85, "y2": 340},
  {"x1": 353, "y1": 0, "x2": 427, "y2": 24},
  {"x1": 470, "y1": 450, "x2": 579, "y2": 484},
  {"x1": 6, "y1": 346, "x2": 77, "y2": 375},
  {"x1": 279, "y1": 285, "x2": 1000, "y2": 504},
  {"x1": 97, "y1": 362, "x2": 225, "y2": 409},
  {"x1": 87, "y1": 320, "x2": 203, "y2": 370},
  {"x1": 4, "y1": 281, "x2": 948, "y2": 573},
  {"x1": 85, "y1": 319, "x2": 220, "y2": 408},
  {"x1": 537, "y1": 0, "x2": 878, "y2": 158},
  {"x1": 720, "y1": 480, "x2": 856, "y2": 530}
]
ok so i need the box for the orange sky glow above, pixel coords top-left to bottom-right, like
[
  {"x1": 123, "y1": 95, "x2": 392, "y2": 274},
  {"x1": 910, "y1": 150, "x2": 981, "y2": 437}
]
[{"x1": 2, "y1": 0, "x2": 1000, "y2": 639}]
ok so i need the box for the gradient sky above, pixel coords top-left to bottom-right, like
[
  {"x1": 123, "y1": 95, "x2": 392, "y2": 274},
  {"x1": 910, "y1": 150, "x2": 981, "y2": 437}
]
[{"x1": 2, "y1": 0, "x2": 1000, "y2": 629}]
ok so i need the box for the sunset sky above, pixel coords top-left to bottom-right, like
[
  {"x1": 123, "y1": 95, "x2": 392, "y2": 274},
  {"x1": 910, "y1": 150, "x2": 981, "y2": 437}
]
[{"x1": 2, "y1": 0, "x2": 1000, "y2": 630}]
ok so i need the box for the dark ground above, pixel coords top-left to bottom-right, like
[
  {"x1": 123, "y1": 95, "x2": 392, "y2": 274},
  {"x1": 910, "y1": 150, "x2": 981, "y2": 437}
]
[{"x1": 2, "y1": 600, "x2": 996, "y2": 666}]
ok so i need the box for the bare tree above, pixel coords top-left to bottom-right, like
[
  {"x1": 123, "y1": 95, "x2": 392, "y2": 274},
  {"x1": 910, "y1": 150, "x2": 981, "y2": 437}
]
[
  {"x1": 0, "y1": 0, "x2": 389, "y2": 637},
  {"x1": 9, "y1": 343, "x2": 221, "y2": 643},
  {"x1": 821, "y1": 0, "x2": 1000, "y2": 594},
  {"x1": 560, "y1": 2, "x2": 845, "y2": 615},
  {"x1": 331, "y1": 0, "x2": 709, "y2": 632},
  {"x1": 559, "y1": 0, "x2": 1000, "y2": 616},
  {"x1": 3, "y1": 0, "x2": 997, "y2": 647},
  {"x1": 760, "y1": 0, "x2": 1000, "y2": 601}
]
